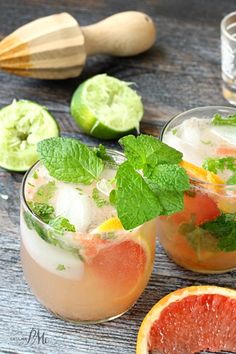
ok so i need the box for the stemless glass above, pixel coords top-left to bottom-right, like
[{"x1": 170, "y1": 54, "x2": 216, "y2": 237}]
[
  {"x1": 20, "y1": 150, "x2": 157, "y2": 323},
  {"x1": 160, "y1": 107, "x2": 236, "y2": 274}
]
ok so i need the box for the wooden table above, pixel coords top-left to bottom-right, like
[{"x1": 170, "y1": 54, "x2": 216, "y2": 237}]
[{"x1": 1, "y1": 1, "x2": 236, "y2": 353}]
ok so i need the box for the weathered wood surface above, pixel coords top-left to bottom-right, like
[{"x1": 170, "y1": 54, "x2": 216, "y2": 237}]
[{"x1": 0, "y1": 0, "x2": 236, "y2": 353}]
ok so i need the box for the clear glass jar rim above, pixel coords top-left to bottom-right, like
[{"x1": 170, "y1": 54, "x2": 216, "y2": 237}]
[
  {"x1": 160, "y1": 105, "x2": 236, "y2": 188},
  {"x1": 221, "y1": 11, "x2": 236, "y2": 42},
  {"x1": 20, "y1": 148, "x2": 125, "y2": 231}
]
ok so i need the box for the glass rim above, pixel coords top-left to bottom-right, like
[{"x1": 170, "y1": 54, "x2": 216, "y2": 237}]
[
  {"x1": 20, "y1": 148, "x2": 125, "y2": 232},
  {"x1": 160, "y1": 105, "x2": 236, "y2": 188},
  {"x1": 221, "y1": 11, "x2": 236, "y2": 42}
]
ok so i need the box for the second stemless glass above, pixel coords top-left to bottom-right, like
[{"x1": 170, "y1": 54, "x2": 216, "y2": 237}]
[
  {"x1": 160, "y1": 107, "x2": 236, "y2": 274},
  {"x1": 20, "y1": 150, "x2": 157, "y2": 323}
]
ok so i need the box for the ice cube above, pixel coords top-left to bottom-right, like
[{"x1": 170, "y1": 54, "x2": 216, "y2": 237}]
[
  {"x1": 96, "y1": 178, "x2": 113, "y2": 197},
  {"x1": 211, "y1": 126, "x2": 236, "y2": 145},
  {"x1": 163, "y1": 131, "x2": 205, "y2": 166},
  {"x1": 52, "y1": 182, "x2": 94, "y2": 232},
  {"x1": 21, "y1": 219, "x2": 84, "y2": 280},
  {"x1": 179, "y1": 118, "x2": 203, "y2": 147}
]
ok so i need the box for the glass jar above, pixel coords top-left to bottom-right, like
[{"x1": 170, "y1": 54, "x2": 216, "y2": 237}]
[
  {"x1": 160, "y1": 107, "x2": 236, "y2": 273},
  {"x1": 20, "y1": 150, "x2": 157, "y2": 323},
  {"x1": 221, "y1": 11, "x2": 236, "y2": 105}
]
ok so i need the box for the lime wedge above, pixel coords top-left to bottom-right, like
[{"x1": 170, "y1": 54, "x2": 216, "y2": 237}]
[
  {"x1": 70, "y1": 74, "x2": 143, "y2": 139},
  {"x1": 0, "y1": 100, "x2": 59, "y2": 171}
]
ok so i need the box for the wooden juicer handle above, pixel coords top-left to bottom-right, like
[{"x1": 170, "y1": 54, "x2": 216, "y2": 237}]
[
  {"x1": 82, "y1": 11, "x2": 156, "y2": 56},
  {"x1": 0, "y1": 11, "x2": 156, "y2": 79}
]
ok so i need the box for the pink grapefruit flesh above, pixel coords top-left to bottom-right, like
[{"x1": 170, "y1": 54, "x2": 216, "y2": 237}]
[{"x1": 149, "y1": 293, "x2": 236, "y2": 353}]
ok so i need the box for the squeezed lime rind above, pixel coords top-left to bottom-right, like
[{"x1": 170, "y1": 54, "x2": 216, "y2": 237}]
[
  {"x1": 0, "y1": 100, "x2": 59, "y2": 171},
  {"x1": 70, "y1": 74, "x2": 143, "y2": 140}
]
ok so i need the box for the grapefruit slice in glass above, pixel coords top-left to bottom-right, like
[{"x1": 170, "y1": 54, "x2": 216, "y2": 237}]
[
  {"x1": 91, "y1": 239, "x2": 147, "y2": 289},
  {"x1": 78, "y1": 217, "x2": 153, "y2": 300},
  {"x1": 137, "y1": 285, "x2": 236, "y2": 354}
]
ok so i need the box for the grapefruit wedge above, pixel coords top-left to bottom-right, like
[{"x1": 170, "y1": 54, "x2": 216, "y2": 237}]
[
  {"x1": 216, "y1": 146, "x2": 236, "y2": 156},
  {"x1": 90, "y1": 239, "x2": 147, "y2": 297},
  {"x1": 77, "y1": 217, "x2": 151, "y2": 296},
  {"x1": 172, "y1": 190, "x2": 221, "y2": 226},
  {"x1": 137, "y1": 286, "x2": 236, "y2": 354},
  {"x1": 84, "y1": 218, "x2": 156, "y2": 303}
]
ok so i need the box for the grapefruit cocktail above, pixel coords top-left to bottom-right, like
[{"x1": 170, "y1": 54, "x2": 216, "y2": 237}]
[
  {"x1": 21, "y1": 148, "x2": 156, "y2": 323},
  {"x1": 20, "y1": 134, "x2": 191, "y2": 322},
  {"x1": 160, "y1": 106, "x2": 236, "y2": 273}
]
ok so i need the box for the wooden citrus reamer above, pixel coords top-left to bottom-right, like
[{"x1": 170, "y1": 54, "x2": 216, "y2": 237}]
[{"x1": 0, "y1": 11, "x2": 156, "y2": 79}]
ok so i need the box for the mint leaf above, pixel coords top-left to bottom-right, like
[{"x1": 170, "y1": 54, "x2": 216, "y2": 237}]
[
  {"x1": 179, "y1": 218, "x2": 219, "y2": 257},
  {"x1": 115, "y1": 162, "x2": 162, "y2": 229},
  {"x1": 28, "y1": 201, "x2": 55, "y2": 223},
  {"x1": 113, "y1": 135, "x2": 188, "y2": 229},
  {"x1": 32, "y1": 171, "x2": 38, "y2": 179},
  {"x1": 34, "y1": 181, "x2": 57, "y2": 203},
  {"x1": 203, "y1": 156, "x2": 236, "y2": 186},
  {"x1": 56, "y1": 264, "x2": 66, "y2": 271},
  {"x1": 119, "y1": 134, "x2": 182, "y2": 169},
  {"x1": 158, "y1": 191, "x2": 184, "y2": 215},
  {"x1": 227, "y1": 174, "x2": 236, "y2": 185},
  {"x1": 104, "y1": 232, "x2": 116, "y2": 240},
  {"x1": 185, "y1": 228, "x2": 218, "y2": 256},
  {"x1": 37, "y1": 137, "x2": 104, "y2": 184},
  {"x1": 212, "y1": 113, "x2": 236, "y2": 126},
  {"x1": 92, "y1": 187, "x2": 109, "y2": 208},
  {"x1": 144, "y1": 164, "x2": 190, "y2": 192},
  {"x1": 94, "y1": 144, "x2": 115, "y2": 164},
  {"x1": 172, "y1": 128, "x2": 178, "y2": 135},
  {"x1": 24, "y1": 208, "x2": 82, "y2": 258},
  {"x1": 23, "y1": 210, "x2": 51, "y2": 242},
  {"x1": 144, "y1": 169, "x2": 186, "y2": 215},
  {"x1": 49, "y1": 217, "x2": 76, "y2": 232},
  {"x1": 109, "y1": 189, "x2": 116, "y2": 206},
  {"x1": 201, "y1": 213, "x2": 236, "y2": 251},
  {"x1": 202, "y1": 157, "x2": 236, "y2": 174},
  {"x1": 200, "y1": 140, "x2": 212, "y2": 145}
]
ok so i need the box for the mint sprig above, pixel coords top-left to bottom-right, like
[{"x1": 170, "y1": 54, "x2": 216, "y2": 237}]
[
  {"x1": 114, "y1": 135, "x2": 189, "y2": 229},
  {"x1": 37, "y1": 137, "x2": 104, "y2": 184},
  {"x1": 211, "y1": 113, "x2": 236, "y2": 126},
  {"x1": 36, "y1": 135, "x2": 189, "y2": 231},
  {"x1": 202, "y1": 156, "x2": 236, "y2": 174},
  {"x1": 201, "y1": 213, "x2": 236, "y2": 252}
]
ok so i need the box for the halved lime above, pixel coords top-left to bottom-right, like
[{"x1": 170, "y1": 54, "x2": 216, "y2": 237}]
[
  {"x1": 70, "y1": 74, "x2": 143, "y2": 139},
  {"x1": 0, "y1": 100, "x2": 59, "y2": 171}
]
